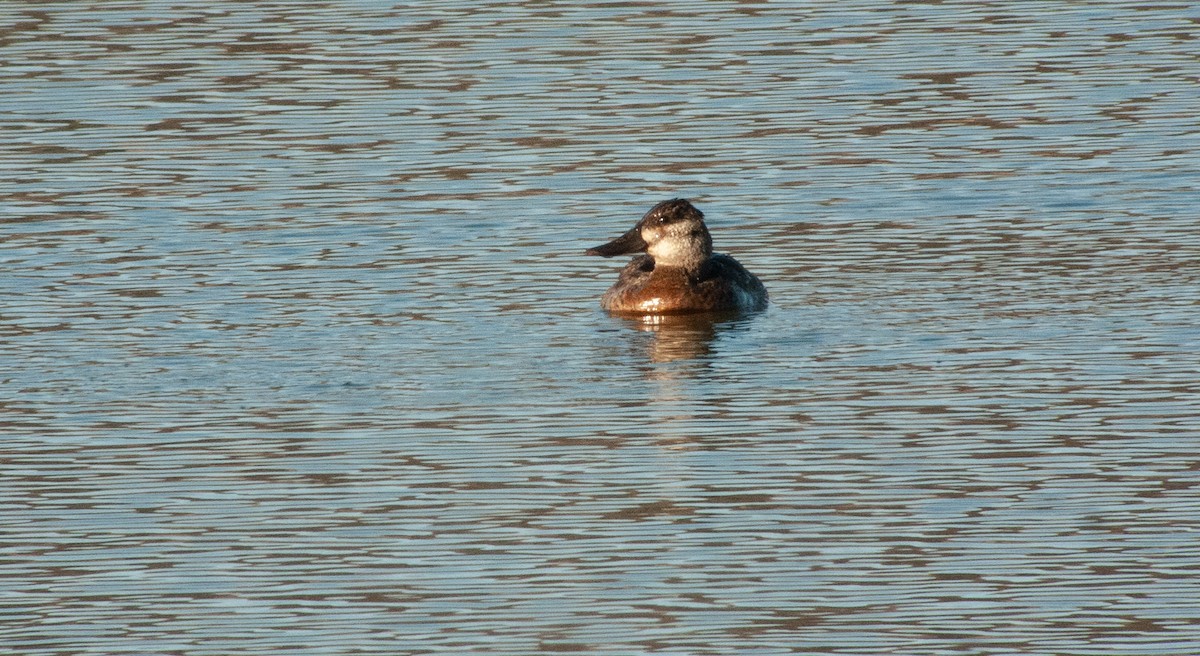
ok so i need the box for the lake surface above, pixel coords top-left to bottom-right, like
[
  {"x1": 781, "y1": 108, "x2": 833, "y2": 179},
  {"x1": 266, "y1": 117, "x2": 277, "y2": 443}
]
[{"x1": 3, "y1": 1, "x2": 1199, "y2": 654}]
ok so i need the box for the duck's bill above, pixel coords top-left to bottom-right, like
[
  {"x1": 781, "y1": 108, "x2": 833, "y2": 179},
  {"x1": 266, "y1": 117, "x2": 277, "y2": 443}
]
[{"x1": 586, "y1": 227, "x2": 647, "y2": 257}]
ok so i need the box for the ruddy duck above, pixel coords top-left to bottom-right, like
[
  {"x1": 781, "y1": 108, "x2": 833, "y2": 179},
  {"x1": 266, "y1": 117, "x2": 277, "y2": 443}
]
[{"x1": 586, "y1": 199, "x2": 768, "y2": 314}]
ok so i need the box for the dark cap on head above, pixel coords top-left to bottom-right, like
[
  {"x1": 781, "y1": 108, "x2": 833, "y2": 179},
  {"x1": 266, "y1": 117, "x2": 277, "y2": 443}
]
[{"x1": 640, "y1": 198, "x2": 703, "y2": 227}]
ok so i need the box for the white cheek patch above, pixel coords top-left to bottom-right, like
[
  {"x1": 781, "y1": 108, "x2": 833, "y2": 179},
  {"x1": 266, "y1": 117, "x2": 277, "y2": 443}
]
[
  {"x1": 647, "y1": 237, "x2": 689, "y2": 265},
  {"x1": 643, "y1": 222, "x2": 708, "y2": 269}
]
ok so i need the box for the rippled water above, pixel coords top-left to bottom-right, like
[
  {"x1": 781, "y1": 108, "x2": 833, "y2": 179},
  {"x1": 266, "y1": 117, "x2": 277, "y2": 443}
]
[{"x1": 3, "y1": 1, "x2": 1199, "y2": 654}]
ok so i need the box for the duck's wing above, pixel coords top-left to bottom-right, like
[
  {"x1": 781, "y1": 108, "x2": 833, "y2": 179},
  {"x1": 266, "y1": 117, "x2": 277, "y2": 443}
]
[
  {"x1": 700, "y1": 254, "x2": 765, "y2": 287},
  {"x1": 699, "y1": 253, "x2": 769, "y2": 309},
  {"x1": 615, "y1": 253, "x2": 655, "y2": 281}
]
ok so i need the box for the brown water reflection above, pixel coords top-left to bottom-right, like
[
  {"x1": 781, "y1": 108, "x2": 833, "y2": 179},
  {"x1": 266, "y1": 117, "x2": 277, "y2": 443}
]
[
  {"x1": 615, "y1": 312, "x2": 747, "y2": 363},
  {"x1": 3, "y1": 1, "x2": 1199, "y2": 655}
]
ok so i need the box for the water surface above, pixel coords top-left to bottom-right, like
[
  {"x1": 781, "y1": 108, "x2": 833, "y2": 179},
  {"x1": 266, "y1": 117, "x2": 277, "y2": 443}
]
[{"x1": 2, "y1": 1, "x2": 1199, "y2": 654}]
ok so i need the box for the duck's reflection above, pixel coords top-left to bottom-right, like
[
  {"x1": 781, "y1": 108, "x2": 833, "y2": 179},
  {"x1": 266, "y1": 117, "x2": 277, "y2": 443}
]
[
  {"x1": 602, "y1": 311, "x2": 761, "y2": 449},
  {"x1": 614, "y1": 311, "x2": 746, "y2": 363}
]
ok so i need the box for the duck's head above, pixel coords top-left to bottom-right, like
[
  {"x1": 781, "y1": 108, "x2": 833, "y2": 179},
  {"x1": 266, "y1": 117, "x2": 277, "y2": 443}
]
[{"x1": 586, "y1": 199, "x2": 713, "y2": 269}]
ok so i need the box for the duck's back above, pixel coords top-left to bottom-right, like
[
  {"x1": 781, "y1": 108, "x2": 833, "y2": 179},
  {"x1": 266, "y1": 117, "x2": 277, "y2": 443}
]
[{"x1": 600, "y1": 254, "x2": 767, "y2": 314}]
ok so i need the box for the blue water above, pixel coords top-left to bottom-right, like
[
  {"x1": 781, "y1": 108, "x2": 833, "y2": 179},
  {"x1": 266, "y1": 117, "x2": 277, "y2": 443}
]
[{"x1": 2, "y1": 2, "x2": 1199, "y2": 654}]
